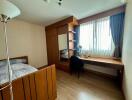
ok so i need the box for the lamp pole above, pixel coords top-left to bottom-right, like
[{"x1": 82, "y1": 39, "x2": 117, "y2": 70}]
[{"x1": 1, "y1": 15, "x2": 14, "y2": 100}]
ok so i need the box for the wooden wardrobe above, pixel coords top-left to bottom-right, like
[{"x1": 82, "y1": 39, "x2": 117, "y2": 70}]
[{"x1": 45, "y1": 16, "x2": 78, "y2": 72}]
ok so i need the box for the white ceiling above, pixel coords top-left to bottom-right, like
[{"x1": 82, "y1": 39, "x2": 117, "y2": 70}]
[{"x1": 8, "y1": 0, "x2": 124, "y2": 26}]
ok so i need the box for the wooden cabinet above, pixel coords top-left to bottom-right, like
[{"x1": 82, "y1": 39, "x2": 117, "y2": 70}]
[
  {"x1": 45, "y1": 16, "x2": 78, "y2": 72},
  {"x1": 57, "y1": 25, "x2": 68, "y2": 35}
]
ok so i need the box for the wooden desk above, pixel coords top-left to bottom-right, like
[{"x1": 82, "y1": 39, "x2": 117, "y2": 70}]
[
  {"x1": 79, "y1": 57, "x2": 124, "y2": 69},
  {"x1": 79, "y1": 57, "x2": 124, "y2": 89}
]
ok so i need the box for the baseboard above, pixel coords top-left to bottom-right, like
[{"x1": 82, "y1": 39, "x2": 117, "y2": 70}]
[{"x1": 56, "y1": 67, "x2": 70, "y2": 73}]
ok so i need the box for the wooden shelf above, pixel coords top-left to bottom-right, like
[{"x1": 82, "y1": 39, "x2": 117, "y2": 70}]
[
  {"x1": 69, "y1": 40, "x2": 76, "y2": 42},
  {"x1": 69, "y1": 49, "x2": 76, "y2": 51},
  {"x1": 68, "y1": 31, "x2": 76, "y2": 34}
]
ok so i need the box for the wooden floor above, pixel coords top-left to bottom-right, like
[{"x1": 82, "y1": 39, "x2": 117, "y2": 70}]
[{"x1": 56, "y1": 70, "x2": 124, "y2": 100}]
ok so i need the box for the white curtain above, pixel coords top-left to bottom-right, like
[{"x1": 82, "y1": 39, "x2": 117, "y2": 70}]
[{"x1": 79, "y1": 17, "x2": 115, "y2": 57}]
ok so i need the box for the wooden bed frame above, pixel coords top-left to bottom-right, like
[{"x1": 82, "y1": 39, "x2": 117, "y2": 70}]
[{"x1": 0, "y1": 56, "x2": 57, "y2": 100}]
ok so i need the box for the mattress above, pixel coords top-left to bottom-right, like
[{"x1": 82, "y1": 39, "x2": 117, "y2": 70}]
[{"x1": 0, "y1": 63, "x2": 38, "y2": 85}]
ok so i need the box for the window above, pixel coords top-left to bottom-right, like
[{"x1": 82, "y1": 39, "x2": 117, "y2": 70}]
[{"x1": 79, "y1": 17, "x2": 114, "y2": 57}]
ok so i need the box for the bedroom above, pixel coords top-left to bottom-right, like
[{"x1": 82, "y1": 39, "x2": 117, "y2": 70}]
[{"x1": 0, "y1": 0, "x2": 132, "y2": 100}]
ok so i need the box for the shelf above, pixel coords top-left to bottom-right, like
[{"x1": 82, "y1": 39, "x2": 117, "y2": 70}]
[
  {"x1": 68, "y1": 31, "x2": 76, "y2": 34},
  {"x1": 69, "y1": 40, "x2": 76, "y2": 42},
  {"x1": 69, "y1": 49, "x2": 76, "y2": 51}
]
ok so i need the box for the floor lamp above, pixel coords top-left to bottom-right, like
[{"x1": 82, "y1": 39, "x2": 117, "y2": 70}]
[{"x1": 0, "y1": 0, "x2": 20, "y2": 100}]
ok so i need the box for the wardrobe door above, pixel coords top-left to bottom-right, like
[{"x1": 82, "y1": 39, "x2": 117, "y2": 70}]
[{"x1": 46, "y1": 28, "x2": 59, "y2": 66}]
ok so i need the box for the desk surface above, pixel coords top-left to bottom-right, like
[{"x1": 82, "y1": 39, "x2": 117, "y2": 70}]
[{"x1": 79, "y1": 57, "x2": 124, "y2": 69}]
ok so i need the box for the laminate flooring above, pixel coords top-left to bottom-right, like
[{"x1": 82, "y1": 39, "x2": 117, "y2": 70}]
[{"x1": 56, "y1": 70, "x2": 124, "y2": 100}]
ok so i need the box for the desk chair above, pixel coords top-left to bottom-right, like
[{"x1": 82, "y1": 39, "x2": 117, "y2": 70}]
[{"x1": 69, "y1": 56, "x2": 84, "y2": 78}]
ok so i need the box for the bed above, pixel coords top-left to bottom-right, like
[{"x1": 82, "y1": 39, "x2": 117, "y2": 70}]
[{"x1": 0, "y1": 56, "x2": 57, "y2": 100}]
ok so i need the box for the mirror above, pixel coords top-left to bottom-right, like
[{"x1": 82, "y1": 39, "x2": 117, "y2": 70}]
[{"x1": 58, "y1": 34, "x2": 68, "y2": 62}]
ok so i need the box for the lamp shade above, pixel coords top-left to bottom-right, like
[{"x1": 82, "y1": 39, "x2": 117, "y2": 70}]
[{"x1": 0, "y1": 0, "x2": 20, "y2": 19}]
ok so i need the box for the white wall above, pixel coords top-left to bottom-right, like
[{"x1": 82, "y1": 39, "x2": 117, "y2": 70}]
[
  {"x1": 0, "y1": 19, "x2": 47, "y2": 68},
  {"x1": 122, "y1": 0, "x2": 132, "y2": 100}
]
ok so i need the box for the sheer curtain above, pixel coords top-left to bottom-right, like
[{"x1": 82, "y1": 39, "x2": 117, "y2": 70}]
[{"x1": 79, "y1": 17, "x2": 115, "y2": 57}]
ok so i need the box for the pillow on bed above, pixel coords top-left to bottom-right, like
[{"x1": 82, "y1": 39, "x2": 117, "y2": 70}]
[
  {"x1": 10, "y1": 59, "x2": 27, "y2": 65},
  {"x1": 0, "y1": 59, "x2": 27, "y2": 67}
]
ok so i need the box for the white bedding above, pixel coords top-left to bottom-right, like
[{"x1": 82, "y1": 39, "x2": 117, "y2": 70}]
[{"x1": 0, "y1": 63, "x2": 38, "y2": 85}]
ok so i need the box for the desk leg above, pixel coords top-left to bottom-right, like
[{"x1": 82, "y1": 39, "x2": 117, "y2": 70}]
[{"x1": 117, "y1": 68, "x2": 124, "y2": 89}]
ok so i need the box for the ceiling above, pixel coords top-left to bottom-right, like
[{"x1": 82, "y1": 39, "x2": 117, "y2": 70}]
[{"x1": 9, "y1": 0, "x2": 124, "y2": 26}]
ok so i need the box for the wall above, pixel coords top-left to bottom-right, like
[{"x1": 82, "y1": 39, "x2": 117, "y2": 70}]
[
  {"x1": 0, "y1": 19, "x2": 47, "y2": 68},
  {"x1": 122, "y1": 0, "x2": 132, "y2": 100},
  {"x1": 84, "y1": 64, "x2": 117, "y2": 76}
]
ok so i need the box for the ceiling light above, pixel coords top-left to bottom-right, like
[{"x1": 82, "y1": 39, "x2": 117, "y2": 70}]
[
  {"x1": 58, "y1": 0, "x2": 63, "y2": 6},
  {"x1": 0, "y1": 0, "x2": 20, "y2": 21}
]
